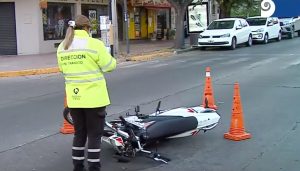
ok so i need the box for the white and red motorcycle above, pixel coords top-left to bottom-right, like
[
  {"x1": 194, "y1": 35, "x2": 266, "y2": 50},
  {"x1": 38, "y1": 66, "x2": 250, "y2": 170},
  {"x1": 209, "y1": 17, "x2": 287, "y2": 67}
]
[{"x1": 63, "y1": 101, "x2": 220, "y2": 163}]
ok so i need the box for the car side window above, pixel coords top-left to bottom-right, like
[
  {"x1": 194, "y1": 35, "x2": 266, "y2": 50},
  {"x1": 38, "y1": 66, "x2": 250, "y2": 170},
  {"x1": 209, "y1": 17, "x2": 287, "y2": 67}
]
[
  {"x1": 238, "y1": 20, "x2": 243, "y2": 27},
  {"x1": 267, "y1": 18, "x2": 273, "y2": 25},
  {"x1": 273, "y1": 18, "x2": 279, "y2": 24},
  {"x1": 242, "y1": 20, "x2": 248, "y2": 27}
]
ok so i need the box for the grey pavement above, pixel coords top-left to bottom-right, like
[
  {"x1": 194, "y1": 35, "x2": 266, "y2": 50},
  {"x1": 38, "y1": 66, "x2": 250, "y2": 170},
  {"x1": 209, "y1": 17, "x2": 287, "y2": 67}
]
[{"x1": 0, "y1": 37, "x2": 300, "y2": 171}]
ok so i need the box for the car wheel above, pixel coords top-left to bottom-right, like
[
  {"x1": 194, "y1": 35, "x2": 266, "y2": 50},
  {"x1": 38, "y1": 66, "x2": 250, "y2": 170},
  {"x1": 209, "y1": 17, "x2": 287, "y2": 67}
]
[
  {"x1": 230, "y1": 37, "x2": 237, "y2": 50},
  {"x1": 263, "y1": 33, "x2": 269, "y2": 44},
  {"x1": 289, "y1": 32, "x2": 294, "y2": 39},
  {"x1": 200, "y1": 47, "x2": 206, "y2": 50},
  {"x1": 277, "y1": 32, "x2": 282, "y2": 41},
  {"x1": 246, "y1": 35, "x2": 253, "y2": 47}
]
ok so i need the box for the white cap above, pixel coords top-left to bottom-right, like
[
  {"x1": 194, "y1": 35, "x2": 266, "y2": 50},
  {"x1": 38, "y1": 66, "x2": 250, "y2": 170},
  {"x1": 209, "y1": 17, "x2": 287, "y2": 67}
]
[{"x1": 68, "y1": 20, "x2": 76, "y2": 28}]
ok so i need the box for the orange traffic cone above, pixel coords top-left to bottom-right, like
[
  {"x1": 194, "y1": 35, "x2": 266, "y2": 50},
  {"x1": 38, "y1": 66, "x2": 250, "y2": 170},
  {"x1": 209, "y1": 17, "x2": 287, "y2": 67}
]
[
  {"x1": 201, "y1": 67, "x2": 218, "y2": 110},
  {"x1": 60, "y1": 94, "x2": 74, "y2": 134},
  {"x1": 224, "y1": 83, "x2": 251, "y2": 141}
]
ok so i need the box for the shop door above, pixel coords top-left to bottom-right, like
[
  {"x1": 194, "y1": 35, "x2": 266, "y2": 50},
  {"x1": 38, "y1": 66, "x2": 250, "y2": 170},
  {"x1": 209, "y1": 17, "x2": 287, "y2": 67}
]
[
  {"x1": 0, "y1": 3, "x2": 17, "y2": 55},
  {"x1": 134, "y1": 9, "x2": 141, "y2": 39}
]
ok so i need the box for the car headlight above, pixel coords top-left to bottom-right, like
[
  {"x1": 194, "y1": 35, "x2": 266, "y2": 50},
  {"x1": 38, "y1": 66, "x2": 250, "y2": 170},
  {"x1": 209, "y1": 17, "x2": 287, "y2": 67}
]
[
  {"x1": 256, "y1": 28, "x2": 264, "y2": 32},
  {"x1": 220, "y1": 33, "x2": 230, "y2": 38}
]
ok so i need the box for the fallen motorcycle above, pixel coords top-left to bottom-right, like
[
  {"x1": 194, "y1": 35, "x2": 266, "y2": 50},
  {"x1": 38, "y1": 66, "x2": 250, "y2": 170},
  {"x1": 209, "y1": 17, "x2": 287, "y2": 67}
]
[{"x1": 63, "y1": 101, "x2": 220, "y2": 163}]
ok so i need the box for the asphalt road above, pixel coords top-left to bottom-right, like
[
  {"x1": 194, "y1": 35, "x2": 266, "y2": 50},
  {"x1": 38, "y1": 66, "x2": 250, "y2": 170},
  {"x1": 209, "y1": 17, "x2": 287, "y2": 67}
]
[{"x1": 0, "y1": 38, "x2": 300, "y2": 171}]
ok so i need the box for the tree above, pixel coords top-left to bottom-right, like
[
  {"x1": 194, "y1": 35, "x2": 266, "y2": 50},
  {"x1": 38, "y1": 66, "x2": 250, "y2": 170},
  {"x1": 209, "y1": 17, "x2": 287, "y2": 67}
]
[
  {"x1": 167, "y1": 0, "x2": 198, "y2": 49},
  {"x1": 231, "y1": 0, "x2": 260, "y2": 18},
  {"x1": 216, "y1": 0, "x2": 254, "y2": 18}
]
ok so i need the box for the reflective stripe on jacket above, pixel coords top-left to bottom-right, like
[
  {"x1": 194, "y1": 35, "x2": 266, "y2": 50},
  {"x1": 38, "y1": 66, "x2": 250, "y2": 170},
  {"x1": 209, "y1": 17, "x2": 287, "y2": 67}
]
[{"x1": 57, "y1": 30, "x2": 116, "y2": 108}]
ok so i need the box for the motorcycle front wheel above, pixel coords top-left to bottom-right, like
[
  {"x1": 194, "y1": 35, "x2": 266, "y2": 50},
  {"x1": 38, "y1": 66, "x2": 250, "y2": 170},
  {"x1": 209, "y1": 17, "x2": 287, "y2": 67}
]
[
  {"x1": 63, "y1": 107, "x2": 115, "y2": 137},
  {"x1": 63, "y1": 107, "x2": 74, "y2": 125}
]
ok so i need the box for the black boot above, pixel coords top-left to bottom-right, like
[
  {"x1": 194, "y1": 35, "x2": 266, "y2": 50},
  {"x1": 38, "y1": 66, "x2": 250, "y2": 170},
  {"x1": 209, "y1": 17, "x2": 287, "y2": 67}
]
[
  {"x1": 88, "y1": 166, "x2": 100, "y2": 171},
  {"x1": 73, "y1": 165, "x2": 86, "y2": 171}
]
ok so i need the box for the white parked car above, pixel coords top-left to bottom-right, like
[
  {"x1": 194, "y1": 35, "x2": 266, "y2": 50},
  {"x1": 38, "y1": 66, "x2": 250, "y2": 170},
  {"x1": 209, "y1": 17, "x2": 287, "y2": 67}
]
[
  {"x1": 246, "y1": 17, "x2": 282, "y2": 43},
  {"x1": 198, "y1": 18, "x2": 252, "y2": 50},
  {"x1": 279, "y1": 17, "x2": 300, "y2": 39}
]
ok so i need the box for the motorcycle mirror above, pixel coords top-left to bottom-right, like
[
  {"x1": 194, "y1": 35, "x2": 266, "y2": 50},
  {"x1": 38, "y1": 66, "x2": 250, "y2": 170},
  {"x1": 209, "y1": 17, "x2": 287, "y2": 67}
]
[
  {"x1": 156, "y1": 101, "x2": 161, "y2": 112},
  {"x1": 135, "y1": 105, "x2": 140, "y2": 114}
]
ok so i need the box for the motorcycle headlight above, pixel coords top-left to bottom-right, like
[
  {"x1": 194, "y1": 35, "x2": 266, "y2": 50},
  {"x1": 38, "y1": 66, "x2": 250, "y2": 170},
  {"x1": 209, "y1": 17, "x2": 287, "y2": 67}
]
[
  {"x1": 256, "y1": 28, "x2": 264, "y2": 32},
  {"x1": 220, "y1": 33, "x2": 230, "y2": 38}
]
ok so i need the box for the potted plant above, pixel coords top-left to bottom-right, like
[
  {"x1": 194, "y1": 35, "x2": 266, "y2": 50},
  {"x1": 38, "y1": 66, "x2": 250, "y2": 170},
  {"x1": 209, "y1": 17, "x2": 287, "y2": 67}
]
[
  {"x1": 150, "y1": 31, "x2": 157, "y2": 41},
  {"x1": 168, "y1": 29, "x2": 176, "y2": 40}
]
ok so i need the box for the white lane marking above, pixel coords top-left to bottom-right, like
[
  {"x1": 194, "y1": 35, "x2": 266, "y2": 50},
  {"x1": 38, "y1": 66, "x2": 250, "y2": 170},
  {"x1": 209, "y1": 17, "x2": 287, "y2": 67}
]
[
  {"x1": 148, "y1": 63, "x2": 169, "y2": 68},
  {"x1": 119, "y1": 60, "x2": 161, "y2": 69},
  {"x1": 189, "y1": 57, "x2": 224, "y2": 66},
  {"x1": 281, "y1": 57, "x2": 300, "y2": 69},
  {"x1": 170, "y1": 59, "x2": 187, "y2": 64},
  {"x1": 222, "y1": 58, "x2": 250, "y2": 65},
  {"x1": 247, "y1": 58, "x2": 278, "y2": 69},
  {"x1": 120, "y1": 63, "x2": 144, "y2": 68},
  {"x1": 147, "y1": 60, "x2": 160, "y2": 64},
  {"x1": 215, "y1": 53, "x2": 296, "y2": 57}
]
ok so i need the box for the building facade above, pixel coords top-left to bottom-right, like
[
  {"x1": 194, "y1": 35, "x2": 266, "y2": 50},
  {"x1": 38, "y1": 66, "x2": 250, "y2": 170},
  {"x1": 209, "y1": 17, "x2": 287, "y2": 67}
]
[
  {"x1": 117, "y1": 0, "x2": 173, "y2": 41},
  {"x1": 0, "y1": 0, "x2": 109, "y2": 55},
  {"x1": 0, "y1": 0, "x2": 217, "y2": 55}
]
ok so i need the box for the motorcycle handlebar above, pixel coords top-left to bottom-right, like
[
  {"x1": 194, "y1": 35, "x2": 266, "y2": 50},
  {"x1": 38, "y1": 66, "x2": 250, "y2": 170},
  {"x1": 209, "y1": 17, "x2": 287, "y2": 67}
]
[{"x1": 119, "y1": 116, "x2": 126, "y2": 124}]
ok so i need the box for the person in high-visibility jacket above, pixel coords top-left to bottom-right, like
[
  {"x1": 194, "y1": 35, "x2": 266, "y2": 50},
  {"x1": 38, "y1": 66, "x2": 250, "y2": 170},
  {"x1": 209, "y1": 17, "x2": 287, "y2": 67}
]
[{"x1": 57, "y1": 15, "x2": 116, "y2": 171}]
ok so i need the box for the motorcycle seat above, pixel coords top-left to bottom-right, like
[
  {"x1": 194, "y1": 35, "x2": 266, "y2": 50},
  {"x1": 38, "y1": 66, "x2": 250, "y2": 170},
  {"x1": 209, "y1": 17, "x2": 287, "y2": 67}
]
[{"x1": 140, "y1": 116, "x2": 198, "y2": 142}]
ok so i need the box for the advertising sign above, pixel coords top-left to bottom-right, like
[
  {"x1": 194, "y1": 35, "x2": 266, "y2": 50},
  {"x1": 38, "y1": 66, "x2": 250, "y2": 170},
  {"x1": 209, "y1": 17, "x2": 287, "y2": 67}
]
[
  {"x1": 99, "y1": 16, "x2": 110, "y2": 52},
  {"x1": 187, "y1": 3, "x2": 208, "y2": 33},
  {"x1": 262, "y1": 0, "x2": 300, "y2": 17}
]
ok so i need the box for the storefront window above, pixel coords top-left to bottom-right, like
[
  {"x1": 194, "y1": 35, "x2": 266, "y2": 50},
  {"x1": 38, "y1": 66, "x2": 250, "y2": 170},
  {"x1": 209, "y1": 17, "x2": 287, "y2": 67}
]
[
  {"x1": 42, "y1": 3, "x2": 75, "y2": 40},
  {"x1": 81, "y1": 4, "x2": 108, "y2": 38}
]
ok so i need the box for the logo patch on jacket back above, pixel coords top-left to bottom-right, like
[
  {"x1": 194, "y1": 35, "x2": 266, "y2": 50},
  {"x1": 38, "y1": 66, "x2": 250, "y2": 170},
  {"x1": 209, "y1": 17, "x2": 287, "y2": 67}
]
[
  {"x1": 73, "y1": 88, "x2": 79, "y2": 94},
  {"x1": 72, "y1": 88, "x2": 81, "y2": 100}
]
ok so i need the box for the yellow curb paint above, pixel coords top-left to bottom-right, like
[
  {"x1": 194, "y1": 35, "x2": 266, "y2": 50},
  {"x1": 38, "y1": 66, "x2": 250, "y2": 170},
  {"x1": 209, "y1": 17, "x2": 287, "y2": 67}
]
[
  {"x1": 0, "y1": 67, "x2": 60, "y2": 78},
  {"x1": 129, "y1": 51, "x2": 173, "y2": 62}
]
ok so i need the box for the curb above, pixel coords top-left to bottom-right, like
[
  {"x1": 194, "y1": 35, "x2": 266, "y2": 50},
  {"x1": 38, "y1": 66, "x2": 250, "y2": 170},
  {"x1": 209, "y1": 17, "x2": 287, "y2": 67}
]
[
  {"x1": 174, "y1": 46, "x2": 200, "y2": 54},
  {"x1": 0, "y1": 67, "x2": 60, "y2": 78}
]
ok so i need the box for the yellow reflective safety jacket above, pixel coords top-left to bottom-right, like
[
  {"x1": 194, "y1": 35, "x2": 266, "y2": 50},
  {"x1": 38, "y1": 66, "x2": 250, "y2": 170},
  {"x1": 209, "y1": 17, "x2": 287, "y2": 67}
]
[{"x1": 57, "y1": 30, "x2": 116, "y2": 108}]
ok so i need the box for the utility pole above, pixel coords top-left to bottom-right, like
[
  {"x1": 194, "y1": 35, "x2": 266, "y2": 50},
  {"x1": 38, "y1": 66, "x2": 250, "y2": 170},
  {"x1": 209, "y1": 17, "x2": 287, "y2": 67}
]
[
  {"x1": 108, "y1": 0, "x2": 113, "y2": 56},
  {"x1": 124, "y1": 0, "x2": 130, "y2": 54},
  {"x1": 111, "y1": 0, "x2": 119, "y2": 57}
]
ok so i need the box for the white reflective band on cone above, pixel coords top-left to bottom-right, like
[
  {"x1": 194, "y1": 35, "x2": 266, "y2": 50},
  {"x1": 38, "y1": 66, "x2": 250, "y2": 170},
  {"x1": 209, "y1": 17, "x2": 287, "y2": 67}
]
[
  {"x1": 72, "y1": 147, "x2": 85, "y2": 150},
  {"x1": 88, "y1": 149, "x2": 101, "y2": 152},
  {"x1": 206, "y1": 72, "x2": 211, "y2": 77},
  {"x1": 87, "y1": 159, "x2": 100, "y2": 162},
  {"x1": 72, "y1": 156, "x2": 85, "y2": 160}
]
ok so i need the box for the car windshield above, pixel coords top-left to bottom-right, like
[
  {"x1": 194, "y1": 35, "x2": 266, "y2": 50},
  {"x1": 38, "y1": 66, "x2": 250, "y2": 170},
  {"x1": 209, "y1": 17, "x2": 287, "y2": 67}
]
[
  {"x1": 279, "y1": 18, "x2": 292, "y2": 22},
  {"x1": 246, "y1": 18, "x2": 267, "y2": 26},
  {"x1": 207, "y1": 20, "x2": 235, "y2": 30}
]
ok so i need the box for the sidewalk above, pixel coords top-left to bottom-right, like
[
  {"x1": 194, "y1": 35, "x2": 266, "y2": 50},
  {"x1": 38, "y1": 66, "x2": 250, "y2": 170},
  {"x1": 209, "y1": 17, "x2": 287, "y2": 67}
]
[{"x1": 0, "y1": 39, "x2": 191, "y2": 77}]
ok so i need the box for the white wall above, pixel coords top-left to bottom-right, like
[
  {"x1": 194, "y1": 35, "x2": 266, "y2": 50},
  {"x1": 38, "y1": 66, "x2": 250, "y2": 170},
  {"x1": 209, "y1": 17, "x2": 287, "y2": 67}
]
[{"x1": 15, "y1": 0, "x2": 40, "y2": 55}]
